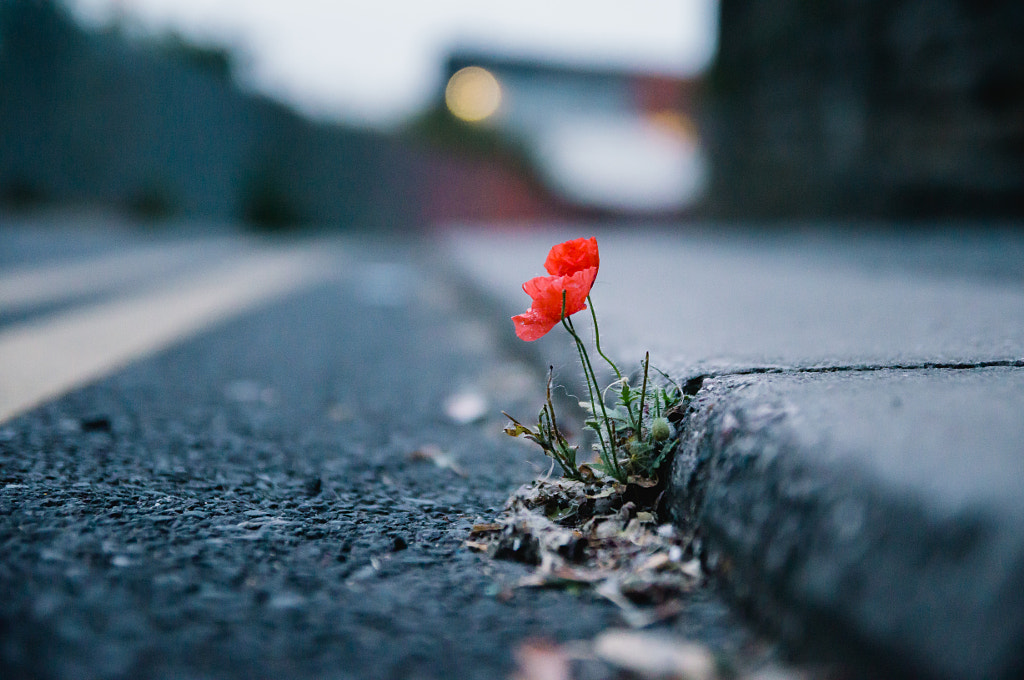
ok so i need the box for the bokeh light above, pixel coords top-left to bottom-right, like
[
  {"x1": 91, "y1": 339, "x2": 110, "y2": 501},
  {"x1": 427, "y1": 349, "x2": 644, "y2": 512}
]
[{"x1": 445, "y1": 66, "x2": 502, "y2": 123}]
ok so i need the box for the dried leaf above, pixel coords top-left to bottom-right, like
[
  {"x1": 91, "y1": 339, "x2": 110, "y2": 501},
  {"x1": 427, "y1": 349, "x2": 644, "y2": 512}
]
[
  {"x1": 519, "y1": 565, "x2": 607, "y2": 588},
  {"x1": 546, "y1": 505, "x2": 579, "y2": 523},
  {"x1": 593, "y1": 630, "x2": 717, "y2": 680},
  {"x1": 594, "y1": 580, "x2": 660, "y2": 628},
  {"x1": 505, "y1": 423, "x2": 533, "y2": 437},
  {"x1": 408, "y1": 445, "x2": 467, "y2": 477},
  {"x1": 639, "y1": 553, "x2": 672, "y2": 572},
  {"x1": 512, "y1": 639, "x2": 573, "y2": 680},
  {"x1": 575, "y1": 464, "x2": 600, "y2": 482},
  {"x1": 475, "y1": 476, "x2": 702, "y2": 628},
  {"x1": 586, "y1": 485, "x2": 624, "y2": 500},
  {"x1": 624, "y1": 518, "x2": 647, "y2": 543},
  {"x1": 679, "y1": 558, "x2": 703, "y2": 579},
  {"x1": 595, "y1": 519, "x2": 624, "y2": 539}
]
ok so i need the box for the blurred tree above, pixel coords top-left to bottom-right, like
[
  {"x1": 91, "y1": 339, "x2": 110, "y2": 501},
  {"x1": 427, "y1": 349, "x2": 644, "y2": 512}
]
[{"x1": 0, "y1": 0, "x2": 426, "y2": 230}]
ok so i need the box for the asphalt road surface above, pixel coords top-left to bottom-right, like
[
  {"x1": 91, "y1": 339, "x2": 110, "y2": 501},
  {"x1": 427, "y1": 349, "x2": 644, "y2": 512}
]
[{"x1": 0, "y1": 219, "x2": 763, "y2": 680}]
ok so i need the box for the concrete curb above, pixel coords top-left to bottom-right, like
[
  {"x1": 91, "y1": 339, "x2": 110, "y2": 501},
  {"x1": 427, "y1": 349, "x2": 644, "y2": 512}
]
[{"x1": 667, "y1": 367, "x2": 1024, "y2": 680}]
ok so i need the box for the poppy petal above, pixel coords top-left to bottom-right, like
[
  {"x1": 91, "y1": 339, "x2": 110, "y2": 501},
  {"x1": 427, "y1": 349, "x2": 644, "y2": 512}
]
[
  {"x1": 544, "y1": 237, "x2": 599, "y2": 277},
  {"x1": 512, "y1": 308, "x2": 558, "y2": 342},
  {"x1": 514, "y1": 268, "x2": 597, "y2": 341},
  {"x1": 522, "y1": 268, "x2": 596, "y2": 320}
]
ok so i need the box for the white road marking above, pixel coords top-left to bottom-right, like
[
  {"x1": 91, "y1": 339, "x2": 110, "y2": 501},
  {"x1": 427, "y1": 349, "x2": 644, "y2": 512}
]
[
  {"x1": 0, "y1": 239, "x2": 238, "y2": 310},
  {"x1": 0, "y1": 243, "x2": 339, "y2": 423}
]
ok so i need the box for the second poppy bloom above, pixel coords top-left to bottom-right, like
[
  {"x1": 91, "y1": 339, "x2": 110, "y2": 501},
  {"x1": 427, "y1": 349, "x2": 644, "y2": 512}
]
[
  {"x1": 512, "y1": 237, "x2": 599, "y2": 342},
  {"x1": 544, "y1": 237, "x2": 599, "y2": 277}
]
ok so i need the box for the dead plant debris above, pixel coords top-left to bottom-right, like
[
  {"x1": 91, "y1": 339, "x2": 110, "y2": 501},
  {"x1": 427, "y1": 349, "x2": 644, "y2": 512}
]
[
  {"x1": 467, "y1": 476, "x2": 702, "y2": 627},
  {"x1": 510, "y1": 631, "x2": 819, "y2": 680},
  {"x1": 476, "y1": 477, "x2": 836, "y2": 678},
  {"x1": 408, "y1": 444, "x2": 467, "y2": 477}
]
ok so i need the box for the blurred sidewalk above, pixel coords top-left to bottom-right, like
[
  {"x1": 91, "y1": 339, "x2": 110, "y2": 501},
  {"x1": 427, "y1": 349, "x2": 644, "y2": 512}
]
[{"x1": 443, "y1": 223, "x2": 1024, "y2": 680}]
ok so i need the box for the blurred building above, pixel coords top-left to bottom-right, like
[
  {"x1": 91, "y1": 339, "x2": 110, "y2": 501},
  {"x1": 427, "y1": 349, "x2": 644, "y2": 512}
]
[
  {"x1": 704, "y1": 0, "x2": 1024, "y2": 218},
  {"x1": 424, "y1": 53, "x2": 707, "y2": 218}
]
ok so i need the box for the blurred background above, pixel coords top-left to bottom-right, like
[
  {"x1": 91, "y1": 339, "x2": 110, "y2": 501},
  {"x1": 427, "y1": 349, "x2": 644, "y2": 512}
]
[{"x1": 1, "y1": 0, "x2": 1021, "y2": 229}]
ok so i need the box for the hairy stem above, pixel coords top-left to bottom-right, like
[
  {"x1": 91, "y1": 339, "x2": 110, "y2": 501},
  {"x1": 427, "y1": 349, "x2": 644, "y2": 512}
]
[
  {"x1": 589, "y1": 294, "x2": 641, "y2": 439},
  {"x1": 568, "y1": 323, "x2": 608, "y2": 461},
  {"x1": 565, "y1": 315, "x2": 623, "y2": 480},
  {"x1": 557, "y1": 293, "x2": 609, "y2": 467},
  {"x1": 587, "y1": 294, "x2": 622, "y2": 381},
  {"x1": 545, "y1": 367, "x2": 577, "y2": 475},
  {"x1": 637, "y1": 351, "x2": 650, "y2": 438}
]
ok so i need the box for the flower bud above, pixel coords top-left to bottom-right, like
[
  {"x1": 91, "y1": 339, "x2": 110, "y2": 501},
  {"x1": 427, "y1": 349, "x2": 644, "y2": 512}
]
[{"x1": 650, "y1": 417, "x2": 671, "y2": 442}]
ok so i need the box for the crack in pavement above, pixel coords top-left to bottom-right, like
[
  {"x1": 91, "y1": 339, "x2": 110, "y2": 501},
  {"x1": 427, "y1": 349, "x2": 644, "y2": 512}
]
[{"x1": 677, "y1": 358, "x2": 1024, "y2": 389}]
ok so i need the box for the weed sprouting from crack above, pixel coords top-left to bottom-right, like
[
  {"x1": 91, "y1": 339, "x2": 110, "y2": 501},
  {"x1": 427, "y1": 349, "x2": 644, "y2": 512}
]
[
  {"x1": 504, "y1": 237, "x2": 692, "y2": 484},
  {"x1": 486, "y1": 237, "x2": 704, "y2": 625}
]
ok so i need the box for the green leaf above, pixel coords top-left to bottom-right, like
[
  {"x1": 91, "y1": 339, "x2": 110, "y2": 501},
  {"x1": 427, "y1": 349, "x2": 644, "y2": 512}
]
[
  {"x1": 546, "y1": 505, "x2": 578, "y2": 522},
  {"x1": 605, "y1": 406, "x2": 631, "y2": 422}
]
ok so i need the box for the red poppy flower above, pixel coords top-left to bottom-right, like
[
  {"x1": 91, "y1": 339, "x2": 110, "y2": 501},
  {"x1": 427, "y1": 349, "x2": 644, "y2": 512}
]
[
  {"x1": 512, "y1": 266, "x2": 597, "y2": 341},
  {"x1": 543, "y1": 237, "x2": 599, "y2": 277}
]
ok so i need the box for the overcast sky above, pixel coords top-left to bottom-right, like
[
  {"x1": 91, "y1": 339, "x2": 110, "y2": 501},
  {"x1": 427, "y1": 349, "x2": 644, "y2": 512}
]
[{"x1": 66, "y1": 0, "x2": 719, "y2": 127}]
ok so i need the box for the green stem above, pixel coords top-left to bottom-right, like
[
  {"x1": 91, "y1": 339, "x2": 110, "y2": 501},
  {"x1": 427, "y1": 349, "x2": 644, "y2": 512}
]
[
  {"x1": 564, "y1": 315, "x2": 623, "y2": 481},
  {"x1": 638, "y1": 351, "x2": 649, "y2": 438},
  {"x1": 545, "y1": 368, "x2": 577, "y2": 476},
  {"x1": 588, "y1": 294, "x2": 642, "y2": 441},
  {"x1": 587, "y1": 295, "x2": 622, "y2": 381},
  {"x1": 567, "y1": 322, "x2": 608, "y2": 461},
  {"x1": 558, "y1": 292, "x2": 609, "y2": 466},
  {"x1": 589, "y1": 292, "x2": 644, "y2": 444},
  {"x1": 538, "y1": 407, "x2": 569, "y2": 477}
]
